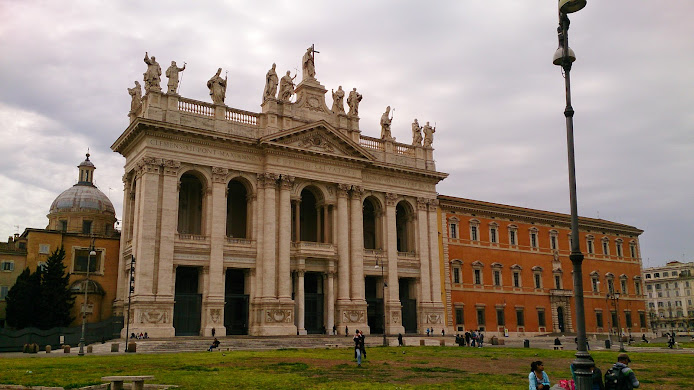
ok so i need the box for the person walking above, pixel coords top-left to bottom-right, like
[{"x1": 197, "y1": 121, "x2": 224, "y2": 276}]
[
  {"x1": 398, "y1": 333, "x2": 404, "y2": 347},
  {"x1": 529, "y1": 361, "x2": 550, "y2": 390},
  {"x1": 359, "y1": 330, "x2": 366, "y2": 359},
  {"x1": 605, "y1": 353, "x2": 639, "y2": 389},
  {"x1": 478, "y1": 332, "x2": 484, "y2": 348},
  {"x1": 465, "y1": 331, "x2": 471, "y2": 346},
  {"x1": 353, "y1": 330, "x2": 363, "y2": 367}
]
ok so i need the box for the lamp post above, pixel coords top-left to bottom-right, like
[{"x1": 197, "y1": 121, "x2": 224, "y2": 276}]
[
  {"x1": 553, "y1": 1, "x2": 592, "y2": 389},
  {"x1": 607, "y1": 292, "x2": 625, "y2": 351},
  {"x1": 375, "y1": 258, "x2": 387, "y2": 346},
  {"x1": 124, "y1": 255, "x2": 136, "y2": 352},
  {"x1": 78, "y1": 246, "x2": 96, "y2": 356}
]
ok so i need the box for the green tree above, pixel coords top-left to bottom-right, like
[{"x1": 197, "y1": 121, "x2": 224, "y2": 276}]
[
  {"x1": 5, "y1": 267, "x2": 42, "y2": 329},
  {"x1": 38, "y1": 246, "x2": 74, "y2": 329}
]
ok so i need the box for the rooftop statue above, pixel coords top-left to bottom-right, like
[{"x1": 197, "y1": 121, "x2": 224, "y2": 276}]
[
  {"x1": 331, "y1": 86, "x2": 345, "y2": 114},
  {"x1": 302, "y1": 45, "x2": 318, "y2": 80},
  {"x1": 143, "y1": 52, "x2": 162, "y2": 93},
  {"x1": 278, "y1": 70, "x2": 297, "y2": 102},
  {"x1": 127, "y1": 81, "x2": 142, "y2": 113},
  {"x1": 380, "y1": 106, "x2": 394, "y2": 141},
  {"x1": 165, "y1": 61, "x2": 186, "y2": 94},
  {"x1": 263, "y1": 63, "x2": 279, "y2": 100},
  {"x1": 423, "y1": 121, "x2": 436, "y2": 147},
  {"x1": 347, "y1": 88, "x2": 362, "y2": 117},
  {"x1": 411, "y1": 119, "x2": 423, "y2": 146},
  {"x1": 207, "y1": 68, "x2": 227, "y2": 105}
]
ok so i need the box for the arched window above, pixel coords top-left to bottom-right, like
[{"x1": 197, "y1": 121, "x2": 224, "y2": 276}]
[
  {"x1": 226, "y1": 179, "x2": 249, "y2": 238},
  {"x1": 363, "y1": 196, "x2": 382, "y2": 249},
  {"x1": 299, "y1": 188, "x2": 319, "y2": 242},
  {"x1": 178, "y1": 172, "x2": 205, "y2": 235},
  {"x1": 395, "y1": 201, "x2": 415, "y2": 252}
]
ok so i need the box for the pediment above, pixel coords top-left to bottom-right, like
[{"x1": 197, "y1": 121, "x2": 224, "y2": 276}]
[{"x1": 260, "y1": 120, "x2": 374, "y2": 161}]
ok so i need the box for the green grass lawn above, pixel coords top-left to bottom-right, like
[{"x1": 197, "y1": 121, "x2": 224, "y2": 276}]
[{"x1": 1, "y1": 347, "x2": 692, "y2": 389}]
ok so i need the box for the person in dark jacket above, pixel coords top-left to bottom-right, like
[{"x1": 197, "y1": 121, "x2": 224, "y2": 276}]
[{"x1": 607, "y1": 353, "x2": 639, "y2": 389}]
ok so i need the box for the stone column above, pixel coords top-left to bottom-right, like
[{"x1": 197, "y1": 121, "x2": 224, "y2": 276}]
[
  {"x1": 261, "y1": 173, "x2": 278, "y2": 300},
  {"x1": 336, "y1": 184, "x2": 351, "y2": 302},
  {"x1": 384, "y1": 193, "x2": 404, "y2": 334},
  {"x1": 155, "y1": 160, "x2": 180, "y2": 299},
  {"x1": 350, "y1": 186, "x2": 366, "y2": 302},
  {"x1": 327, "y1": 271, "x2": 335, "y2": 334},
  {"x1": 278, "y1": 175, "x2": 294, "y2": 301},
  {"x1": 293, "y1": 200, "x2": 301, "y2": 242},
  {"x1": 296, "y1": 270, "x2": 306, "y2": 335},
  {"x1": 316, "y1": 204, "x2": 323, "y2": 243},
  {"x1": 417, "y1": 197, "x2": 432, "y2": 304},
  {"x1": 254, "y1": 176, "x2": 265, "y2": 300},
  {"x1": 202, "y1": 167, "x2": 228, "y2": 336},
  {"x1": 132, "y1": 158, "x2": 161, "y2": 300},
  {"x1": 324, "y1": 205, "x2": 333, "y2": 243}
]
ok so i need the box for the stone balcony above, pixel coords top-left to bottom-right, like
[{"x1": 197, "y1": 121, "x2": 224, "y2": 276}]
[
  {"x1": 291, "y1": 241, "x2": 337, "y2": 258},
  {"x1": 550, "y1": 288, "x2": 574, "y2": 297}
]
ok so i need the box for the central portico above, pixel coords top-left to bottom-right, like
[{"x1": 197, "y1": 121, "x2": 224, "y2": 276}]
[{"x1": 112, "y1": 49, "x2": 447, "y2": 337}]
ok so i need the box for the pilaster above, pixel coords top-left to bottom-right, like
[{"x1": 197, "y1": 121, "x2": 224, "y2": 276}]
[
  {"x1": 416, "y1": 197, "x2": 432, "y2": 304},
  {"x1": 384, "y1": 192, "x2": 405, "y2": 335},
  {"x1": 278, "y1": 175, "x2": 294, "y2": 301}
]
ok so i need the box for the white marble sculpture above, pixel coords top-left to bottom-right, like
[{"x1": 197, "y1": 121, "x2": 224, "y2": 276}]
[
  {"x1": 278, "y1": 71, "x2": 296, "y2": 102},
  {"x1": 263, "y1": 63, "x2": 278, "y2": 100},
  {"x1": 165, "y1": 61, "x2": 186, "y2": 94},
  {"x1": 411, "y1": 119, "x2": 423, "y2": 146},
  {"x1": 207, "y1": 68, "x2": 227, "y2": 104},
  {"x1": 127, "y1": 81, "x2": 142, "y2": 113},
  {"x1": 347, "y1": 88, "x2": 362, "y2": 117},
  {"x1": 380, "y1": 106, "x2": 394, "y2": 141},
  {"x1": 423, "y1": 121, "x2": 436, "y2": 147},
  {"x1": 143, "y1": 52, "x2": 162, "y2": 93},
  {"x1": 331, "y1": 86, "x2": 345, "y2": 114},
  {"x1": 302, "y1": 46, "x2": 316, "y2": 80}
]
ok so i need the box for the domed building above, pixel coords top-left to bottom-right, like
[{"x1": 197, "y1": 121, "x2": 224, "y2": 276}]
[{"x1": 47, "y1": 153, "x2": 117, "y2": 236}]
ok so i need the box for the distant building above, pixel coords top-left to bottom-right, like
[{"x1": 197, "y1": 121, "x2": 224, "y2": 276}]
[
  {"x1": 439, "y1": 195, "x2": 647, "y2": 336},
  {"x1": 0, "y1": 154, "x2": 120, "y2": 328},
  {"x1": 643, "y1": 261, "x2": 694, "y2": 335}
]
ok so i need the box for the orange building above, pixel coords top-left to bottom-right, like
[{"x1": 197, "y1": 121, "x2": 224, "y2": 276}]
[{"x1": 439, "y1": 195, "x2": 647, "y2": 337}]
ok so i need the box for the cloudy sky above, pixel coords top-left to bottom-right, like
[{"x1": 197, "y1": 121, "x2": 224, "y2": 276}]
[{"x1": 1, "y1": 1, "x2": 692, "y2": 268}]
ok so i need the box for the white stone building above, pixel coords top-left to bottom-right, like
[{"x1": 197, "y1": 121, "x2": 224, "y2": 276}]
[
  {"x1": 643, "y1": 261, "x2": 694, "y2": 334},
  {"x1": 112, "y1": 51, "x2": 447, "y2": 337}
]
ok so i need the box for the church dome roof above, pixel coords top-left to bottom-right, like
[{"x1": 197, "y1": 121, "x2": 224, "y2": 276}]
[{"x1": 49, "y1": 184, "x2": 115, "y2": 215}]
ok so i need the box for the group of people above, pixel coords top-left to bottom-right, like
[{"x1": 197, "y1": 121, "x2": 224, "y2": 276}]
[
  {"x1": 454, "y1": 330, "x2": 484, "y2": 347},
  {"x1": 424, "y1": 327, "x2": 444, "y2": 337},
  {"x1": 529, "y1": 353, "x2": 640, "y2": 390},
  {"x1": 353, "y1": 329, "x2": 366, "y2": 367},
  {"x1": 129, "y1": 332, "x2": 149, "y2": 339}
]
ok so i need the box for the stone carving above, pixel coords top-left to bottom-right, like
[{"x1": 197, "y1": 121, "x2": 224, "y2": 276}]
[
  {"x1": 385, "y1": 192, "x2": 398, "y2": 206},
  {"x1": 347, "y1": 88, "x2": 362, "y2": 117},
  {"x1": 380, "y1": 106, "x2": 394, "y2": 141},
  {"x1": 427, "y1": 198, "x2": 439, "y2": 209},
  {"x1": 411, "y1": 119, "x2": 423, "y2": 146},
  {"x1": 343, "y1": 310, "x2": 365, "y2": 323},
  {"x1": 127, "y1": 81, "x2": 142, "y2": 114},
  {"x1": 211, "y1": 167, "x2": 229, "y2": 183},
  {"x1": 210, "y1": 309, "x2": 221, "y2": 324},
  {"x1": 207, "y1": 68, "x2": 227, "y2": 105},
  {"x1": 337, "y1": 184, "x2": 351, "y2": 198},
  {"x1": 165, "y1": 61, "x2": 186, "y2": 94},
  {"x1": 139, "y1": 309, "x2": 169, "y2": 324},
  {"x1": 417, "y1": 197, "x2": 428, "y2": 210},
  {"x1": 302, "y1": 45, "x2": 317, "y2": 80},
  {"x1": 162, "y1": 159, "x2": 181, "y2": 176},
  {"x1": 263, "y1": 63, "x2": 278, "y2": 100},
  {"x1": 391, "y1": 310, "x2": 400, "y2": 324},
  {"x1": 258, "y1": 173, "x2": 279, "y2": 188},
  {"x1": 297, "y1": 134, "x2": 335, "y2": 153},
  {"x1": 331, "y1": 86, "x2": 345, "y2": 114},
  {"x1": 423, "y1": 122, "x2": 436, "y2": 148},
  {"x1": 426, "y1": 313, "x2": 442, "y2": 324},
  {"x1": 351, "y1": 185, "x2": 365, "y2": 199},
  {"x1": 278, "y1": 71, "x2": 296, "y2": 102},
  {"x1": 266, "y1": 309, "x2": 292, "y2": 323},
  {"x1": 143, "y1": 52, "x2": 162, "y2": 93},
  {"x1": 280, "y1": 174, "x2": 295, "y2": 190}
]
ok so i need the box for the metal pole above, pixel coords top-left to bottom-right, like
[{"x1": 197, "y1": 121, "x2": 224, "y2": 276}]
[
  {"x1": 559, "y1": 11, "x2": 593, "y2": 390},
  {"x1": 78, "y1": 247, "x2": 93, "y2": 356}
]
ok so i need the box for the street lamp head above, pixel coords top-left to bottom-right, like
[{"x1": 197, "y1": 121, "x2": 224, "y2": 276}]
[
  {"x1": 89, "y1": 250, "x2": 96, "y2": 256},
  {"x1": 553, "y1": 46, "x2": 576, "y2": 65},
  {"x1": 559, "y1": 0, "x2": 587, "y2": 14}
]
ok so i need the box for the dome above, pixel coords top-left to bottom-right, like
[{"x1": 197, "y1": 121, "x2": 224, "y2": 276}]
[{"x1": 49, "y1": 184, "x2": 115, "y2": 215}]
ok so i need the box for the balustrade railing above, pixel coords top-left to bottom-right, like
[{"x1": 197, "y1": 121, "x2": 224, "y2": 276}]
[
  {"x1": 395, "y1": 144, "x2": 415, "y2": 156},
  {"x1": 292, "y1": 241, "x2": 334, "y2": 249},
  {"x1": 178, "y1": 98, "x2": 215, "y2": 117},
  {"x1": 226, "y1": 107, "x2": 259, "y2": 126},
  {"x1": 359, "y1": 136, "x2": 384, "y2": 151},
  {"x1": 176, "y1": 233, "x2": 209, "y2": 241},
  {"x1": 225, "y1": 237, "x2": 255, "y2": 245},
  {"x1": 398, "y1": 251, "x2": 417, "y2": 258}
]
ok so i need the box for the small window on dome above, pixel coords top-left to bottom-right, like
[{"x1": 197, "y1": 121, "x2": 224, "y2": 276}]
[
  {"x1": 60, "y1": 220, "x2": 67, "y2": 232},
  {"x1": 82, "y1": 220, "x2": 92, "y2": 234}
]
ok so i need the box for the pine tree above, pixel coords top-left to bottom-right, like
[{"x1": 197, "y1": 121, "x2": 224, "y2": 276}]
[
  {"x1": 38, "y1": 246, "x2": 74, "y2": 329},
  {"x1": 5, "y1": 267, "x2": 42, "y2": 329}
]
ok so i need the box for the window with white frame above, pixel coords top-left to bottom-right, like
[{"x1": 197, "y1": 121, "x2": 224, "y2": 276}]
[
  {"x1": 554, "y1": 272, "x2": 563, "y2": 289},
  {"x1": 606, "y1": 275, "x2": 615, "y2": 295},
  {"x1": 39, "y1": 244, "x2": 50, "y2": 254},
  {"x1": 508, "y1": 225, "x2": 518, "y2": 246},
  {"x1": 620, "y1": 276, "x2": 628, "y2": 295},
  {"x1": 472, "y1": 260, "x2": 484, "y2": 286},
  {"x1": 73, "y1": 248, "x2": 103, "y2": 274},
  {"x1": 532, "y1": 266, "x2": 543, "y2": 289},
  {"x1": 448, "y1": 217, "x2": 459, "y2": 239},
  {"x1": 529, "y1": 228, "x2": 539, "y2": 249},
  {"x1": 0, "y1": 285, "x2": 8, "y2": 300},
  {"x1": 615, "y1": 239, "x2": 623, "y2": 257},
  {"x1": 1, "y1": 260, "x2": 14, "y2": 272},
  {"x1": 469, "y1": 219, "x2": 480, "y2": 242},
  {"x1": 629, "y1": 241, "x2": 637, "y2": 258},
  {"x1": 586, "y1": 235, "x2": 594, "y2": 254},
  {"x1": 591, "y1": 273, "x2": 600, "y2": 293},
  {"x1": 492, "y1": 263, "x2": 503, "y2": 287},
  {"x1": 451, "y1": 260, "x2": 462, "y2": 285},
  {"x1": 568, "y1": 233, "x2": 573, "y2": 250},
  {"x1": 489, "y1": 222, "x2": 498, "y2": 244},
  {"x1": 511, "y1": 265, "x2": 522, "y2": 288},
  {"x1": 549, "y1": 230, "x2": 558, "y2": 250},
  {"x1": 602, "y1": 237, "x2": 610, "y2": 256}
]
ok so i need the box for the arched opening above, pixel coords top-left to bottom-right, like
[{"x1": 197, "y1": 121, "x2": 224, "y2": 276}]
[
  {"x1": 177, "y1": 173, "x2": 204, "y2": 235},
  {"x1": 363, "y1": 197, "x2": 381, "y2": 249},
  {"x1": 299, "y1": 188, "x2": 319, "y2": 242},
  {"x1": 396, "y1": 201, "x2": 414, "y2": 252},
  {"x1": 226, "y1": 179, "x2": 249, "y2": 238}
]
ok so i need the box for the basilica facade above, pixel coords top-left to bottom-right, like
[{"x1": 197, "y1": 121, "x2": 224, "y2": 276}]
[{"x1": 112, "y1": 50, "x2": 447, "y2": 337}]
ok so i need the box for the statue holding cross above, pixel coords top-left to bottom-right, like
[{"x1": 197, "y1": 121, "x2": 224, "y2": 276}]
[{"x1": 302, "y1": 44, "x2": 319, "y2": 80}]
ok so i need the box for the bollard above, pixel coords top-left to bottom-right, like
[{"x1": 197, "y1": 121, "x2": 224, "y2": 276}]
[
  {"x1": 45, "y1": 345, "x2": 52, "y2": 353},
  {"x1": 524, "y1": 339, "x2": 530, "y2": 348},
  {"x1": 111, "y1": 343, "x2": 120, "y2": 352},
  {"x1": 604, "y1": 339, "x2": 611, "y2": 349},
  {"x1": 440, "y1": 340, "x2": 446, "y2": 346},
  {"x1": 87, "y1": 345, "x2": 93, "y2": 353},
  {"x1": 127, "y1": 342, "x2": 137, "y2": 353},
  {"x1": 63, "y1": 345, "x2": 71, "y2": 353},
  {"x1": 420, "y1": 339, "x2": 425, "y2": 346}
]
